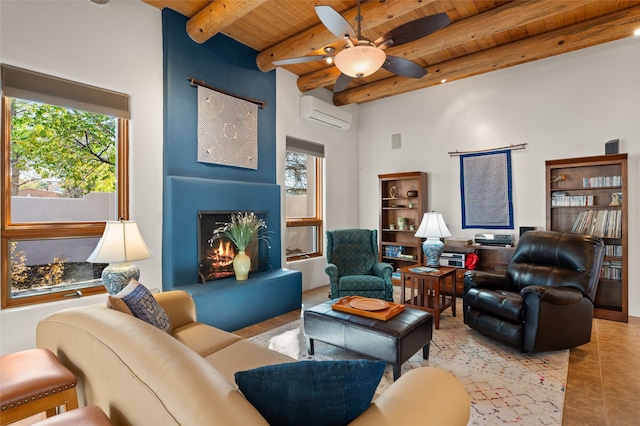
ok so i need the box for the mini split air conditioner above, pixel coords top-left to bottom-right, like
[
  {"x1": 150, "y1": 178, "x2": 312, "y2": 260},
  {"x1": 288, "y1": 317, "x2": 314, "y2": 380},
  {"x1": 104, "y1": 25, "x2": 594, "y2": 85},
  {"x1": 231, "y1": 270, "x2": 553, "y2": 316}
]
[{"x1": 300, "y1": 95, "x2": 352, "y2": 131}]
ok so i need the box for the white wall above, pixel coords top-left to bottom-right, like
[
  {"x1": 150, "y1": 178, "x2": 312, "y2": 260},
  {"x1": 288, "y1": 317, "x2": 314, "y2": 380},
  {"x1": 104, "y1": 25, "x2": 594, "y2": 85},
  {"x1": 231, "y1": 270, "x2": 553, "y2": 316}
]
[
  {"x1": 358, "y1": 37, "x2": 640, "y2": 317},
  {"x1": 276, "y1": 70, "x2": 360, "y2": 292},
  {"x1": 0, "y1": 0, "x2": 163, "y2": 354}
]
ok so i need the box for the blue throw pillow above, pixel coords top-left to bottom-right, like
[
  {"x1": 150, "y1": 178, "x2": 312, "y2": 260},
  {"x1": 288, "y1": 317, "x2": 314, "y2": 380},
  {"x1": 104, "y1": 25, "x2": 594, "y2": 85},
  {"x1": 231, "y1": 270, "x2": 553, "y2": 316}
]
[
  {"x1": 109, "y1": 279, "x2": 172, "y2": 333},
  {"x1": 235, "y1": 359, "x2": 385, "y2": 426}
]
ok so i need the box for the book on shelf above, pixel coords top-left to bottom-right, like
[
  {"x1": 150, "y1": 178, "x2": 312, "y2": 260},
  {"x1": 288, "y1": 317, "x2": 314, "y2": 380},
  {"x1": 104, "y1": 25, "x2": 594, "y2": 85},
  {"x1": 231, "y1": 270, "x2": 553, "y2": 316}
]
[
  {"x1": 398, "y1": 254, "x2": 417, "y2": 260},
  {"x1": 605, "y1": 244, "x2": 623, "y2": 257},
  {"x1": 551, "y1": 193, "x2": 595, "y2": 207},
  {"x1": 601, "y1": 260, "x2": 623, "y2": 280},
  {"x1": 582, "y1": 175, "x2": 621, "y2": 188},
  {"x1": 570, "y1": 210, "x2": 621, "y2": 238}
]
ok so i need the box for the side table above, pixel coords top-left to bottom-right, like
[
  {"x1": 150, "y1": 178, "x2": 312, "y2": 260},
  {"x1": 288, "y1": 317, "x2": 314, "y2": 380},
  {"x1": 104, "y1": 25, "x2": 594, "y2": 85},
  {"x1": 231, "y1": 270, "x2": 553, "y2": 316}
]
[{"x1": 399, "y1": 265, "x2": 456, "y2": 329}]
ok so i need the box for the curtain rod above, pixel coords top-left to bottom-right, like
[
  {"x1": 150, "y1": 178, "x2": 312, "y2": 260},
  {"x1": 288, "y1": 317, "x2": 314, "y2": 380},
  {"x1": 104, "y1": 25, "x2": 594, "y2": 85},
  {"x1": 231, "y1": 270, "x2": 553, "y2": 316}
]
[
  {"x1": 188, "y1": 77, "x2": 266, "y2": 109},
  {"x1": 448, "y1": 143, "x2": 527, "y2": 157}
]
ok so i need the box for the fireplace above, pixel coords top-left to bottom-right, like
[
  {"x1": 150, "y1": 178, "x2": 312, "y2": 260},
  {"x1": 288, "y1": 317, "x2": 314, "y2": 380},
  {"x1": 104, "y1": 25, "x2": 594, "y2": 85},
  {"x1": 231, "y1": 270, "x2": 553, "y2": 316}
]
[{"x1": 198, "y1": 210, "x2": 271, "y2": 283}]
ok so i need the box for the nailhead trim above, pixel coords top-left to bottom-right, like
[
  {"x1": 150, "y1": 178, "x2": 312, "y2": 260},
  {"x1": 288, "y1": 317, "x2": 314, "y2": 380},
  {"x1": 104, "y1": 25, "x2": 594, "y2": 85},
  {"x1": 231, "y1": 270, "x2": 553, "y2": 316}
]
[{"x1": 0, "y1": 382, "x2": 76, "y2": 411}]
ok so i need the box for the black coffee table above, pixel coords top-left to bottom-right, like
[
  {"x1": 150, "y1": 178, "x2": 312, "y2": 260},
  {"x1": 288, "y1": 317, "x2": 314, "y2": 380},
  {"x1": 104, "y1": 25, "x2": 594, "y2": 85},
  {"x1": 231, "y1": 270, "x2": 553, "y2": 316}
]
[{"x1": 303, "y1": 300, "x2": 433, "y2": 380}]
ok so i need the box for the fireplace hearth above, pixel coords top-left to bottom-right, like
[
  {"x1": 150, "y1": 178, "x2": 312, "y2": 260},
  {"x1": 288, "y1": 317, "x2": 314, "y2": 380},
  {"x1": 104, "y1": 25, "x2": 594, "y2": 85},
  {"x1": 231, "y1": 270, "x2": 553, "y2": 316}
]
[{"x1": 198, "y1": 210, "x2": 270, "y2": 283}]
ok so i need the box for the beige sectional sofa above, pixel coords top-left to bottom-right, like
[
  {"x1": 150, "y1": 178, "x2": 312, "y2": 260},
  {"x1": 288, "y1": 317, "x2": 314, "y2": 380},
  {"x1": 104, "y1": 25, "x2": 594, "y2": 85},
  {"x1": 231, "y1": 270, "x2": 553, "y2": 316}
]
[{"x1": 36, "y1": 290, "x2": 470, "y2": 425}]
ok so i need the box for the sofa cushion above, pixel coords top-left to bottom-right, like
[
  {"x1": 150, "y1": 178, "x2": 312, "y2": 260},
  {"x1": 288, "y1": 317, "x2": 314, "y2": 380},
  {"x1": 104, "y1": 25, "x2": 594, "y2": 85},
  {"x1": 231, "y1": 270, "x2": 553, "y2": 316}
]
[
  {"x1": 108, "y1": 279, "x2": 172, "y2": 333},
  {"x1": 204, "y1": 339, "x2": 294, "y2": 386},
  {"x1": 235, "y1": 359, "x2": 385, "y2": 426},
  {"x1": 172, "y1": 322, "x2": 242, "y2": 357}
]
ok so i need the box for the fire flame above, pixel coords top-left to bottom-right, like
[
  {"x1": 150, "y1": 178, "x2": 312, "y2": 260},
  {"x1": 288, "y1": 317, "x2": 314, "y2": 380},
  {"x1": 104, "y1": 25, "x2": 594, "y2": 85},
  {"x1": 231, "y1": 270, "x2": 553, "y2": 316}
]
[{"x1": 207, "y1": 240, "x2": 235, "y2": 268}]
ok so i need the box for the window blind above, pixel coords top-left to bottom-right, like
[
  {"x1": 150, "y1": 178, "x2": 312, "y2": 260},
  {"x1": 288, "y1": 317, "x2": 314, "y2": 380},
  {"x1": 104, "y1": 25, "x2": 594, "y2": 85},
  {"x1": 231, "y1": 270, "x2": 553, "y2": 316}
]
[
  {"x1": 286, "y1": 136, "x2": 324, "y2": 158},
  {"x1": 1, "y1": 64, "x2": 130, "y2": 119}
]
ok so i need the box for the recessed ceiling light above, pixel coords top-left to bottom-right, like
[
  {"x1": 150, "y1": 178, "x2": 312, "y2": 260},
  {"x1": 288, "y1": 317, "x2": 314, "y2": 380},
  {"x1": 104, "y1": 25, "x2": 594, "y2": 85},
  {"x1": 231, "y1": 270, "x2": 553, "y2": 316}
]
[
  {"x1": 634, "y1": 28, "x2": 640, "y2": 36},
  {"x1": 441, "y1": 79, "x2": 447, "y2": 83}
]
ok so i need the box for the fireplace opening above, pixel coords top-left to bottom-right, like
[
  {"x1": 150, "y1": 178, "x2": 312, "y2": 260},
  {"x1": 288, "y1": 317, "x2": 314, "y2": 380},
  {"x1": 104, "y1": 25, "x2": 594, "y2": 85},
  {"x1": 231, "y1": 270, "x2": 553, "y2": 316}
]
[{"x1": 198, "y1": 210, "x2": 271, "y2": 283}]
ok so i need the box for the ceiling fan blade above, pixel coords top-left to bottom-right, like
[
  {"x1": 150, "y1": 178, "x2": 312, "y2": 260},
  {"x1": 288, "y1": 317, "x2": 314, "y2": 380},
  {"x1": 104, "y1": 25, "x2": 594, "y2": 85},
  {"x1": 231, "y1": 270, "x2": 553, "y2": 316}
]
[
  {"x1": 273, "y1": 55, "x2": 327, "y2": 66},
  {"x1": 315, "y1": 5, "x2": 356, "y2": 41},
  {"x1": 334, "y1": 73, "x2": 354, "y2": 93},
  {"x1": 375, "y1": 12, "x2": 451, "y2": 49},
  {"x1": 383, "y1": 56, "x2": 427, "y2": 79}
]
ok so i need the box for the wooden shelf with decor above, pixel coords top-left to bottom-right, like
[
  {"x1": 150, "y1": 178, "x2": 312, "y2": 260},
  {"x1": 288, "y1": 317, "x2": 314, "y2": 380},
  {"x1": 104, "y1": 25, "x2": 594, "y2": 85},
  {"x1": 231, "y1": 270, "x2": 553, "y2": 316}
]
[
  {"x1": 378, "y1": 172, "x2": 428, "y2": 283},
  {"x1": 546, "y1": 154, "x2": 628, "y2": 323}
]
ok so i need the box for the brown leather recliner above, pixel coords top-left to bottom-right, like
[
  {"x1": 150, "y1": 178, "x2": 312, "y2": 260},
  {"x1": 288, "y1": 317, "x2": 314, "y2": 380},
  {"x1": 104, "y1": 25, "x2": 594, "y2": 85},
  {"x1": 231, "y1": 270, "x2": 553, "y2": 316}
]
[{"x1": 463, "y1": 231, "x2": 605, "y2": 353}]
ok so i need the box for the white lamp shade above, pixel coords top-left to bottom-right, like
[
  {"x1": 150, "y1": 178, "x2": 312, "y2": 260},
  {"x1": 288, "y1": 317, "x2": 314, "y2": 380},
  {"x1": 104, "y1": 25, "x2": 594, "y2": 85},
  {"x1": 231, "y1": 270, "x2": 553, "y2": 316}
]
[
  {"x1": 414, "y1": 212, "x2": 452, "y2": 239},
  {"x1": 334, "y1": 44, "x2": 386, "y2": 78},
  {"x1": 87, "y1": 220, "x2": 152, "y2": 263}
]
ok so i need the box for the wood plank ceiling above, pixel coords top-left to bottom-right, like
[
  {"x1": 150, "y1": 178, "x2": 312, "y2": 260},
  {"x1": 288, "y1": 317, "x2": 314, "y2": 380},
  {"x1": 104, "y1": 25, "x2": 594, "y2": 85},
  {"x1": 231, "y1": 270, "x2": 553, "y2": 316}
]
[{"x1": 142, "y1": 0, "x2": 640, "y2": 106}]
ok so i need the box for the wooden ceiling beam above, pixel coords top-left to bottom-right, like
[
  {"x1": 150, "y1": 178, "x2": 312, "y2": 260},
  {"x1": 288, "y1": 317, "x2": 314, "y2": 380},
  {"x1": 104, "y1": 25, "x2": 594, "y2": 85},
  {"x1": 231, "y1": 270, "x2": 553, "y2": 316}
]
[
  {"x1": 333, "y1": 5, "x2": 640, "y2": 105},
  {"x1": 297, "y1": 0, "x2": 600, "y2": 92},
  {"x1": 186, "y1": 0, "x2": 269, "y2": 44},
  {"x1": 256, "y1": 0, "x2": 436, "y2": 73}
]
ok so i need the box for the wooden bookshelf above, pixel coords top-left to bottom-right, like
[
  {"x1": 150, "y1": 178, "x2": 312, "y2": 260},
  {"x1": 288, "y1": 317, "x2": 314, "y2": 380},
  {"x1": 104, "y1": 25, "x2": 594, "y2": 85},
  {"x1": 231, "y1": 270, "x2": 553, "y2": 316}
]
[
  {"x1": 546, "y1": 154, "x2": 628, "y2": 322},
  {"x1": 378, "y1": 172, "x2": 428, "y2": 281}
]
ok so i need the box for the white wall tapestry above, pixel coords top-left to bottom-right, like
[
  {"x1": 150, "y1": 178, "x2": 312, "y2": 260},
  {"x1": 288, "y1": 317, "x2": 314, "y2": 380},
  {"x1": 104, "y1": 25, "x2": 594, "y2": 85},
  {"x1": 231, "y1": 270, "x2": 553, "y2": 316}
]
[{"x1": 197, "y1": 85, "x2": 258, "y2": 169}]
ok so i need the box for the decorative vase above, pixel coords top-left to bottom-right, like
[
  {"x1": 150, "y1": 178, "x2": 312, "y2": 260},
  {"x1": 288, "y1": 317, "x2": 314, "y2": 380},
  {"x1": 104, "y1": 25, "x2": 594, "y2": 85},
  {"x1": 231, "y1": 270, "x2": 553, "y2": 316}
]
[
  {"x1": 233, "y1": 250, "x2": 251, "y2": 281},
  {"x1": 397, "y1": 217, "x2": 407, "y2": 230},
  {"x1": 422, "y1": 237, "x2": 444, "y2": 267}
]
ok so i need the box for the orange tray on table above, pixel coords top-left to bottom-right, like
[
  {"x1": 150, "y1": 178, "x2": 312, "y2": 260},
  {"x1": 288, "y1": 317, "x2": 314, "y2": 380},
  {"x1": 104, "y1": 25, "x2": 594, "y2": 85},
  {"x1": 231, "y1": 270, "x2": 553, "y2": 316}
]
[{"x1": 332, "y1": 296, "x2": 405, "y2": 321}]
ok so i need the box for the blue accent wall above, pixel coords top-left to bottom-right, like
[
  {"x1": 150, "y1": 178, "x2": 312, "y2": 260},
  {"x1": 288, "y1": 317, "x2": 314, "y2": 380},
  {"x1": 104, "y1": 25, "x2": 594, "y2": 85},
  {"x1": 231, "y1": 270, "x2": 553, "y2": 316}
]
[
  {"x1": 162, "y1": 9, "x2": 276, "y2": 183},
  {"x1": 160, "y1": 9, "x2": 301, "y2": 330}
]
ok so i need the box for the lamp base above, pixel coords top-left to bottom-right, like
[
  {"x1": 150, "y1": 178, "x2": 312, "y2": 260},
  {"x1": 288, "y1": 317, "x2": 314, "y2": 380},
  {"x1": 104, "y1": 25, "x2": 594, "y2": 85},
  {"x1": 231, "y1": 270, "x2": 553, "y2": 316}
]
[
  {"x1": 102, "y1": 262, "x2": 140, "y2": 295},
  {"x1": 422, "y1": 238, "x2": 444, "y2": 268}
]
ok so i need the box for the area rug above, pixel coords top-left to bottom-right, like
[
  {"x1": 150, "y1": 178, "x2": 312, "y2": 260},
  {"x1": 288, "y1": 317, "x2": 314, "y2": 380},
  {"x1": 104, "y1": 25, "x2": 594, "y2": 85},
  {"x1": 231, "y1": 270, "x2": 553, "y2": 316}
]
[{"x1": 249, "y1": 307, "x2": 568, "y2": 425}]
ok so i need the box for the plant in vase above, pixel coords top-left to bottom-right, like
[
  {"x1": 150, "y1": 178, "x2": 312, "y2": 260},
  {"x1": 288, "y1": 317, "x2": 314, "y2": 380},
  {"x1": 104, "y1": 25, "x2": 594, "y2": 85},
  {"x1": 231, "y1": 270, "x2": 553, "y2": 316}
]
[{"x1": 209, "y1": 212, "x2": 270, "y2": 281}]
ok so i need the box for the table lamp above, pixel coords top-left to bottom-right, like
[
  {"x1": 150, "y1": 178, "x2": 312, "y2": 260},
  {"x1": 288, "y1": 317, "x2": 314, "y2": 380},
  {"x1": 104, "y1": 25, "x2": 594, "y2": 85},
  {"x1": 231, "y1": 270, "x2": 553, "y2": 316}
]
[
  {"x1": 87, "y1": 219, "x2": 152, "y2": 294},
  {"x1": 414, "y1": 212, "x2": 452, "y2": 267}
]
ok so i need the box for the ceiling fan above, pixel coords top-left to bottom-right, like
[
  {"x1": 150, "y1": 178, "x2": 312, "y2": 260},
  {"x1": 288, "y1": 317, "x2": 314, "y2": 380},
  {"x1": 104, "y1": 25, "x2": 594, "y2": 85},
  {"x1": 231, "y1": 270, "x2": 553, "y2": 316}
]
[{"x1": 273, "y1": 1, "x2": 451, "y2": 93}]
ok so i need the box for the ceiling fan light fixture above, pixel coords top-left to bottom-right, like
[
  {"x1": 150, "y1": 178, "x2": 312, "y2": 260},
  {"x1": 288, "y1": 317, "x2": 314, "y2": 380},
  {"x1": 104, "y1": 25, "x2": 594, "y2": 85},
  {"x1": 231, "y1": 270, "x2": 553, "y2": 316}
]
[
  {"x1": 334, "y1": 44, "x2": 386, "y2": 78},
  {"x1": 324, "y1": 46, "x2": 335, "y2": 64}
]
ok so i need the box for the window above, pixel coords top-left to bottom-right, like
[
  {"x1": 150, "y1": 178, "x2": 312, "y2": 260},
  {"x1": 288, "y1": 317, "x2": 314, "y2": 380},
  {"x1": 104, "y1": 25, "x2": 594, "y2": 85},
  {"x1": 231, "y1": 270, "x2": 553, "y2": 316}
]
[
  {"x1": 285, "y1": 137, "x2": 323, "y2": 261},
  {"x1": 1, "y1": 64, "x2": 130, "y2": 307}
]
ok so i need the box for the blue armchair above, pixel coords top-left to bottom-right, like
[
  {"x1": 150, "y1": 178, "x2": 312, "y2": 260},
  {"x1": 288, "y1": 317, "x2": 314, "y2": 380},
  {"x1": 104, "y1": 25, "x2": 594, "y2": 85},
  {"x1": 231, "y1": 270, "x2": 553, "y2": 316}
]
[{"x1": 325, "y1": 229, "x2": 394, "y2": 302}]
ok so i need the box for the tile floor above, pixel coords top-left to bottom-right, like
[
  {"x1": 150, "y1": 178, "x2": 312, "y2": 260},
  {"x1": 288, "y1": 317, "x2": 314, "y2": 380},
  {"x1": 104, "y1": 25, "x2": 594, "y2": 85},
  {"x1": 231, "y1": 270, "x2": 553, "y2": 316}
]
[{"x1": 234, "y1": 285, "x2": 640, "y2": 426}]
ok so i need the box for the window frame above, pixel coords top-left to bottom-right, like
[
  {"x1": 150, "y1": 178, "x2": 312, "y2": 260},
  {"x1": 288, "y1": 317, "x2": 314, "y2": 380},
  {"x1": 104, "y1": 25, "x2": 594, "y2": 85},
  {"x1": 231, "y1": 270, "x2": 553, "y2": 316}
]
[
  {"x1": 0, "y1": 96, "x2": 129, "y2": 308},
  {"x1": 285, "y1": 153, "x2": 323, "y2": 262}
]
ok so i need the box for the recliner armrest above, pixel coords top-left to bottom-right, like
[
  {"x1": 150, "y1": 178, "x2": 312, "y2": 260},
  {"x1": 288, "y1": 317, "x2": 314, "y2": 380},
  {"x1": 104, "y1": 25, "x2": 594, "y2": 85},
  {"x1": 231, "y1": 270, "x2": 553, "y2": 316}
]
[
  {"x1": 325, "y1": 263, "x2": 338, "y2": 283},
  {"x1": 463, "y1": 270, "x2": 513, "y2": 293},
  {"x1": 372, "y1": 262, "x2": 392, "y2": 279},
  {"x1": 325, "y1": 263, "x2": 339, "y2": 299},
  {"x1": 522, "y1": 285, "x2": 584, "y2": 305}
]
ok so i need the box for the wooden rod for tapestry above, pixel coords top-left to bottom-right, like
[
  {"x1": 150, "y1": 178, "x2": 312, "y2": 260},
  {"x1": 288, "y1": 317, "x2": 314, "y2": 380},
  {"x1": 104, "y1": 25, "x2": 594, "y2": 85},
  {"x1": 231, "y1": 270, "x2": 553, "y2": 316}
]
[
  {"x1": 448, "y1": 143, "x2": 527, "y2": 157},
  {"x1": 188, "y1": 77, "x2": 266, "y2": 109}
]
